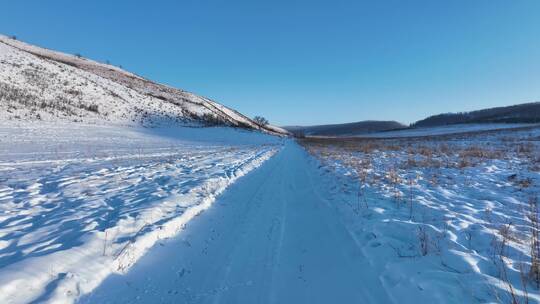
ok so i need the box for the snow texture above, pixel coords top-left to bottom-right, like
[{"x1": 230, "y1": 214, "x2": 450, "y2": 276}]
[{"x1": 0, "y1": 121, "x2": 282, "y2": 304}]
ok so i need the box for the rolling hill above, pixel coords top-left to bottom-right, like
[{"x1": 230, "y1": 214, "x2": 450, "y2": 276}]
[{"x1": 0, "y1": 35, "x2": 287, "y2": 135}]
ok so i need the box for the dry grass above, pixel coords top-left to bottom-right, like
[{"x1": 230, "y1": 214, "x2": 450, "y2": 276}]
[
  {"x1": 300, "y1": 129, "x2": 540, "y2": 302},
  {"x1": 299, "y1": 131, "x2": 521, "y2": 171}
]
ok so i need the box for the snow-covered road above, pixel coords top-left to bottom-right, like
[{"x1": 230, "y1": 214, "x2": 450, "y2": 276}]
[{"x1": 81, "y1": 142, "x2": 390, "y2": 303}]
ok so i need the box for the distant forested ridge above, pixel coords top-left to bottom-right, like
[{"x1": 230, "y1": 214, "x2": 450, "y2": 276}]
[
  {"x1": 412, "y1": 102, "x2": 540, "y2": 127},
  {"x1": 284, "y1": 120, "x2": 405, "y2": 136}
]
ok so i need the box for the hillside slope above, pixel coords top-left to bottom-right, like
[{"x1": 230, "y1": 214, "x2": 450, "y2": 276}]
[
  {"x1": 285, "y1": 120, "x2": 405, "y2": 136},
  {"x1": 0, "y1": 35, "x2": 287, "y2": 135}
]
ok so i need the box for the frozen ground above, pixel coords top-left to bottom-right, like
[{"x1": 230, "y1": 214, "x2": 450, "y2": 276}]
[
  {"x1": 360, "y1": 123, "x2": 539, "y2": 138},
  {"x1": 0, "y1": 122, "x2": 281, "y2": 304}
]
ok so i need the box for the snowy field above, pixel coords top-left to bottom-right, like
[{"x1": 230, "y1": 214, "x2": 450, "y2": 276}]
[
  {"x1": 0, "y1": 121, "x2": 281, "y2": 303},
  {"x1": 301, "y1": 126, "x2": 540, "y2": 303},
  {"x1": 359, "y1": 123, "x2": 539, "y2": 138},
  {"x1": 2, "y1": 120, "x2": 538, "y2": 303}
]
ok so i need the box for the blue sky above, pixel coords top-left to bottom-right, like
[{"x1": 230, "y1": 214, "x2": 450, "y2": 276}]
[{"x1": 2, "y1": 0, "x2": 540, "y2": 126}]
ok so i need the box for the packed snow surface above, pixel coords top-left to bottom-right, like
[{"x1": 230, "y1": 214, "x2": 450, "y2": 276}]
[
  {"x1": 0, "y1": 121, "x2": 281, "y2": 304},
  {"x1": 82, "y1": 143, "x2": 392, "y2": 303}
]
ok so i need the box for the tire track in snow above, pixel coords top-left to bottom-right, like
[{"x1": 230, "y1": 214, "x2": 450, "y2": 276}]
[{"x1": 81, "y1": 142, "x2": 392, "y2": 304}]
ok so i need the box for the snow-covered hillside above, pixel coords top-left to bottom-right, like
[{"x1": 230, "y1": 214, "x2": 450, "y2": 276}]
[{"x1": 0, "y1": 35, "x2": 287, "y2": 135}]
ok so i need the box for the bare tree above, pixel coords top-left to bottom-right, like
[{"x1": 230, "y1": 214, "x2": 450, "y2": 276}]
[{"x1": 253, "y1": 116, "x2": 269, "y2": 126}]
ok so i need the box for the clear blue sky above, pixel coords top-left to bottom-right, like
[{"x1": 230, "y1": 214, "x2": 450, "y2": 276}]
[{"x1": 2, "y1": 0, "x2": 540, "y2": 126}]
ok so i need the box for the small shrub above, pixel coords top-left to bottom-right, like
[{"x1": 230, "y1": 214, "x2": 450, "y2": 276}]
[
  {"x1": 65, "y1": 89, "x2": 82, "y2": 96},
  {"x1": 201, "y1": 113, "x2": 222, "y2": 126},
  {"x1": 82, "y1": 104, "x2": 99, "y2": 113},
  {"x1": 517, "y1": 143, "x2": 534, "y2": 155}
]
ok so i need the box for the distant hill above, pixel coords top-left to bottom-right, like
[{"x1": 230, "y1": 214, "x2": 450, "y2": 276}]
[
  {"x1": 284, "y1": 120, "x2": 406, "y2": 137},
  {"x1": 412, "y1": 102, "x2": 540, "y2": 127}
]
